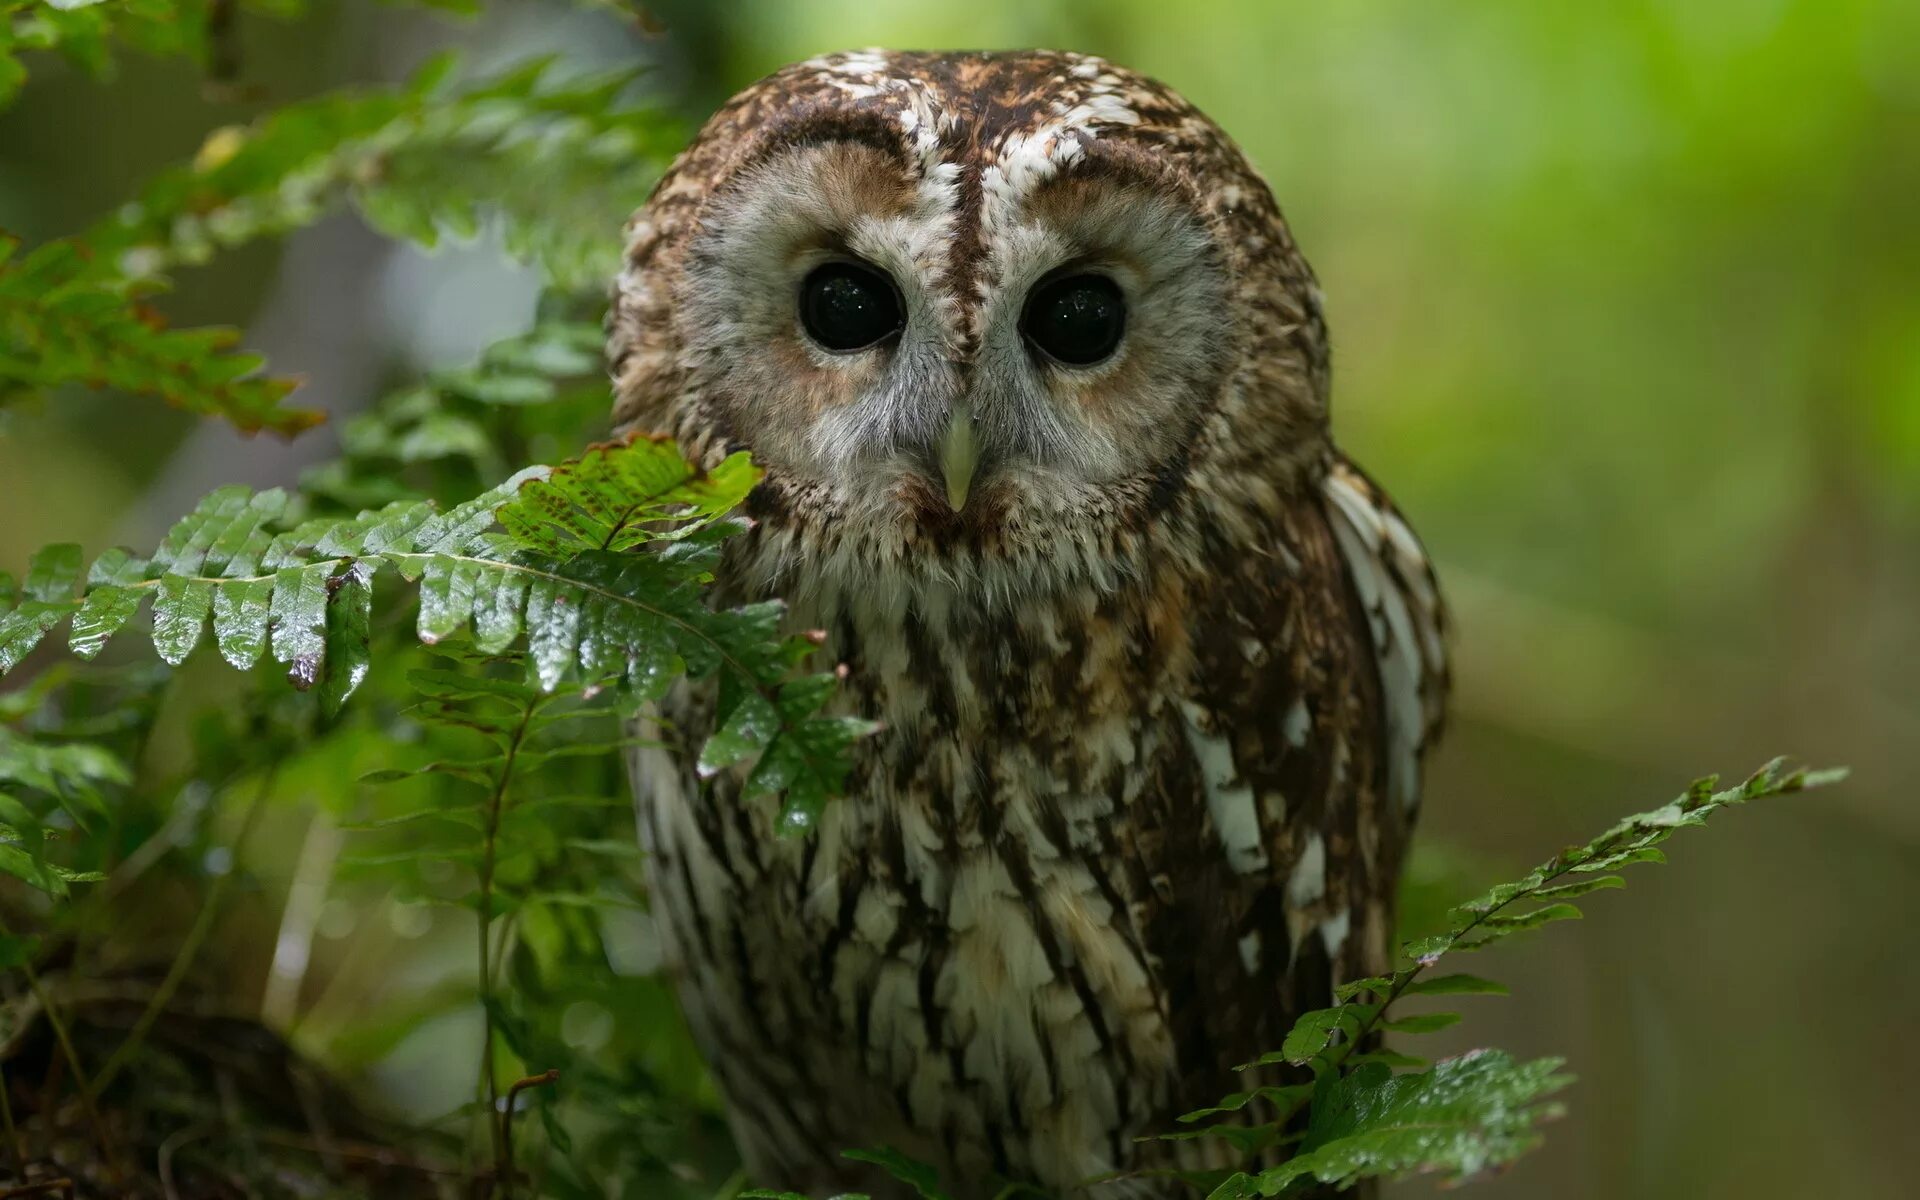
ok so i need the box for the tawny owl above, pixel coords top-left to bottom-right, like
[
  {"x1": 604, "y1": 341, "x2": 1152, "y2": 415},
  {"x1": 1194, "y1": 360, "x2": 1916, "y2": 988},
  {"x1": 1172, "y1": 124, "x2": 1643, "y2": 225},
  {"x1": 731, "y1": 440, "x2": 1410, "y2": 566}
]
[{"x1": 611, "y1": 49, "x2": 1448, "y2": 1199}]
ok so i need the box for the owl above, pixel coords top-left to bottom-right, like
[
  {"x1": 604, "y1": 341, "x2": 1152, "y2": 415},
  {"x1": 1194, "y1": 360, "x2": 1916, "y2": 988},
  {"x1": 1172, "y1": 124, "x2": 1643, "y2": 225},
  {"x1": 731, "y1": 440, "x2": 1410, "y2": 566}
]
[{"x1": 610, "y1": 50, "x2": 1448, "y2": 1199}]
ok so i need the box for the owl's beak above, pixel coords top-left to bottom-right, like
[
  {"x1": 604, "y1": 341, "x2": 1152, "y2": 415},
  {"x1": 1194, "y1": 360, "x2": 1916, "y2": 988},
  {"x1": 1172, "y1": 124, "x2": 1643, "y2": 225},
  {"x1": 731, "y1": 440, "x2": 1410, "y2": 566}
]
[{"x1": 938, "y1": 401, "x2": 979, "y2": 512}]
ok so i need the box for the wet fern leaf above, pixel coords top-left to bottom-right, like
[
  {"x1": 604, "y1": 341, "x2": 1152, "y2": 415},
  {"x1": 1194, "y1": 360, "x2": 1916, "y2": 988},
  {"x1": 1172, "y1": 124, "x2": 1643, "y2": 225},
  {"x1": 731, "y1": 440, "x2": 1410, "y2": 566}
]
[{"x1": 0, "y1": 435, "x2": 870, "y2": 827}]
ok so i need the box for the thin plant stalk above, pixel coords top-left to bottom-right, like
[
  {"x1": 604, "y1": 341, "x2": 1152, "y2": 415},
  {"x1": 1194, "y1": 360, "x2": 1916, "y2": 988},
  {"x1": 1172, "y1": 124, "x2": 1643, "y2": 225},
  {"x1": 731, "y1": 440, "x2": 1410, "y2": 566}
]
[
  {"x1": 86, "y1": 768, "x2": 274, "y2": 1101},
  {"x1": 498, "y1": 1068, "x2": 558, "y2": 1195},
  {"x1": 475, "y1": 696, "x2": 540, "y2": 1188}
]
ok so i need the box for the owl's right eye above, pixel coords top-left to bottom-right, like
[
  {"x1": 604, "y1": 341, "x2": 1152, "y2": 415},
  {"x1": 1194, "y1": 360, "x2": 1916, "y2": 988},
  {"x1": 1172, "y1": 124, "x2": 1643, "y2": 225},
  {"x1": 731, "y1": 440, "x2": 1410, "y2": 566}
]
[{"x1": 799, "y1": 261, "x2": 904, "y2": 352}]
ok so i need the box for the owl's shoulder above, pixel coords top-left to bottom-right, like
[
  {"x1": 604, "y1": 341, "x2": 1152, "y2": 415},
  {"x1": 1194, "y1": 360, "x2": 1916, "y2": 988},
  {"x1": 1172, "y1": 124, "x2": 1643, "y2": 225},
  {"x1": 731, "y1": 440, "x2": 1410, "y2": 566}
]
[
  {"x1": 1172, "y1": 450, "x2": 1448, "y2": 820},
  {"x1": 1110, "y1": 454, "x2": 1447, "y2": 1090}
]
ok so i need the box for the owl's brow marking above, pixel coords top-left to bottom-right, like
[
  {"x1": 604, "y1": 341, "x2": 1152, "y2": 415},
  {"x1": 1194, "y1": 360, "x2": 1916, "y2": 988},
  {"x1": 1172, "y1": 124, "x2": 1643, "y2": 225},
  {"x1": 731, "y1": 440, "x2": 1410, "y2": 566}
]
[
  {"x1": 737, "y1": 106, "x2": 913, "y2": 176},
  {"x1": 1037, "y1": 139, "x2": 1189, "y2": 206},
  {"x1": 980, "y1": 68, "x2": 1141, "y2": 188}
]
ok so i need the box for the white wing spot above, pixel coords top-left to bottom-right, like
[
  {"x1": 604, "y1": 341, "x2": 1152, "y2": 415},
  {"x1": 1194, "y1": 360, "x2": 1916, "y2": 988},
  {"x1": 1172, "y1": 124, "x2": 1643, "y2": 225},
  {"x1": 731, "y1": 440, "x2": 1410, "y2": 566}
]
[
  {"x1": 1324, "y1": 470, "x2": 1436, "y2": 812},
  {"x1": 1283, "y1": 696, "x2": 1312, "y2": 748},
  {"x1": 1177, "y1": 700, "x2": 1268, "y2": 874},
  {"x1": 1319, "y1": 910, "x2": 1351, "y2": 961},
  {"x1": 1238, "y1": 930, "x2": 1262, "y2": 973},
  {"x1": 1287, "y1": 832, "x2": 1326, "y2": 907}
]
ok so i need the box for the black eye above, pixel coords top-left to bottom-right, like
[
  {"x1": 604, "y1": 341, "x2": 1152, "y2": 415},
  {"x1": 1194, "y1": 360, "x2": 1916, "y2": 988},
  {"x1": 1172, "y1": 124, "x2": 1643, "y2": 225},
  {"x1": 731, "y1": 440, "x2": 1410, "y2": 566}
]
[
  {"x1": 799, "y1": 260, "x2": 903, "y2": 352},
  {"x1": 1022, "y1": 272, "x2": 1126, "y2": 366}
]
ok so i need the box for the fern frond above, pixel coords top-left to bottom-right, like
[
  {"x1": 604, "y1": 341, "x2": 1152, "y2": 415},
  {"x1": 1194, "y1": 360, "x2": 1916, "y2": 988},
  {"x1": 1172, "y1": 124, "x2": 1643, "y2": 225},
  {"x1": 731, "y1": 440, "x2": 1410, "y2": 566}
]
[
  {"x1": 0, "y1": 235, "x2": 318, "y2": 433},
  {"x1": 0, "y1": 722, "x2": 127, "y2": 896},
  {"x1": 3, "y1": 42, "x2": 664, "y2": 436},
  {"x1": 1, "y1": 0, "x2": 239, "y2": 106},
  {"x1": 90, "y1": 54, "x2": 681, "y2": 290},
  {"x1": 0, "y1": 436, "x2": 869, "y2": 825},
  {"x1": 1176, "y1": 760, "x2": 1844, "y2": 1193},
  {"x1": 1208, "y1": 1052, "x2": 1571, "y2": 1197}
]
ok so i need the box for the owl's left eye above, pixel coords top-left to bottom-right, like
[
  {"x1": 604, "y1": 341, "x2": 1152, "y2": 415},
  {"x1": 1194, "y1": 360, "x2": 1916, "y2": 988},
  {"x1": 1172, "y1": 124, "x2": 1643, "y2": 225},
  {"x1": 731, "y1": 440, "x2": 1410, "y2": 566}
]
[
  {"x1": 1022, "y1": 272, "x2": 1126, "y2": 366},
  {"x1": 799, "y1": 260, "x2": 904, "y2": 352}
]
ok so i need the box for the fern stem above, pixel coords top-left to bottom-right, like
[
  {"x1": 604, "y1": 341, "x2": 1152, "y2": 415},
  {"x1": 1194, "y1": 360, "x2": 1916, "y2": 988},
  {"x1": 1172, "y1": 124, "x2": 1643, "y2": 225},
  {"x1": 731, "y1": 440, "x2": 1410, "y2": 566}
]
[
  {"x1": 475, "y1": 695, "x2": 539, "y2": 1194},
  {"x1": 85, "y1": 767, "x2": 273, "y2": 1102},
  {"x1": 1274, "y1": 809, "x2": 1664, "y2": 1133},
  {"x1": 1271, "y1": 937, "x2": 1471, "y2": 1135},
  {"x1": 498, "y1": 1068, "x2": 558, "y2": 1194}
]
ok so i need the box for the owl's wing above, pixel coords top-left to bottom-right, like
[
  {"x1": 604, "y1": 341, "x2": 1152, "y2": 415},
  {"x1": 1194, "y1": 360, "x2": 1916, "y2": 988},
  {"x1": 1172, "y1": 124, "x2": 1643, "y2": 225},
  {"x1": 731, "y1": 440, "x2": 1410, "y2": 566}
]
[
  {"x1": 1126, "y1": 452, "x2": 1448, "y2": 1107},
  {"x1": 1319, "y1": 455, "x2": 1450, "y2": 818}
]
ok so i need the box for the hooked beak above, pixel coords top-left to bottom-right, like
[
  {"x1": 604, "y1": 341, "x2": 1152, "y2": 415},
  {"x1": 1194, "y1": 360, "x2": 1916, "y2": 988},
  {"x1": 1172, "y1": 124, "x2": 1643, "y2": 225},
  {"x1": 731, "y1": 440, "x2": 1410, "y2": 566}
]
[{"x1": 938, "y1": 400, "x2": 979, "y2": 513}]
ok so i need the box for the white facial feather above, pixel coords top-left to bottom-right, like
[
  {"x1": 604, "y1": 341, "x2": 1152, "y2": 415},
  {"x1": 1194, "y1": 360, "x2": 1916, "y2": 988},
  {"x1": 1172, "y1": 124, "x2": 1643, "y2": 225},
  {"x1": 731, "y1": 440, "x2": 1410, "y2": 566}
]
[{"x1": 674, "y1": 60, "x2": 1228, "y2": 588}]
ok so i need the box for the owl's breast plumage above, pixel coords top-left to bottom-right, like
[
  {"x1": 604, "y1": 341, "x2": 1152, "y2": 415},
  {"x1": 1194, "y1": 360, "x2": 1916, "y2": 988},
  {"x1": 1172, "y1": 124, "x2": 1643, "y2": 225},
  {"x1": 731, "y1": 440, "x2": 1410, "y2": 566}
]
[{"x1": 628, "y1": 459, "x2": 1441, "y2": 1198}]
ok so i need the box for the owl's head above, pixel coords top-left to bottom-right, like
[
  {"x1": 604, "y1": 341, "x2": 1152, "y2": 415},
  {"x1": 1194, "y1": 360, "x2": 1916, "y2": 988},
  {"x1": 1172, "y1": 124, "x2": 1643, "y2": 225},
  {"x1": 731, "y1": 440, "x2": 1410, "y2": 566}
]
[{"x1": 612, "y1": 50, "x2": 1329, "y2": 591}]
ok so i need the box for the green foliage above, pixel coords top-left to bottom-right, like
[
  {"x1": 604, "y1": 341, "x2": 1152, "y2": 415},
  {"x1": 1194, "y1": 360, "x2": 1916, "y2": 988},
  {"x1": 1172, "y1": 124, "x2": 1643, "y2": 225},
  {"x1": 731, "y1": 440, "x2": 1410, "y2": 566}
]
[
  {"x1": 0, "y1": 0, "x2": 295, "y2": 105},
  {"x1": 0, "y1": 659, "x2": 172, "y2": 980},
  {"x1": 304, "y1": 319, "x2": 610, "y2": 510},
  {"x1": 4, "y1": 27, "x2": 676, "y2": 436},
  {"x1": 1230, "y1": 1051, "x2": 1570, "y2": 1195},
  {"x1": 345, "y1": 653, "x2": 646, "y2": 920},
  {"x1": 0, "y1": 434, "x2": 870, "y2": 829},
  {"x1": 7, "y1": 5, "x2": 896, "y2": 1195},
  {"x1": 0, "y1": 234, "x2": 317, "y2": 433},
  {"x1": 1181, "y1": 759, "x2": 1845, "y2": 1197},
  {"x1": 363, "y1": 653, "x2": 628, "y2": 1172},
  {"x1": 0, "y1": 723, "x2": 122, "y2": 896},
  {"x1": 91, "y1": 54, "x2": 681, "y2": 291},
  {"x1": 306, "y1": 640, "x2": 732, "y2": 1193},
  {"x1": 841, "y1": 1146, "x2": 954, "y2": 1199}
]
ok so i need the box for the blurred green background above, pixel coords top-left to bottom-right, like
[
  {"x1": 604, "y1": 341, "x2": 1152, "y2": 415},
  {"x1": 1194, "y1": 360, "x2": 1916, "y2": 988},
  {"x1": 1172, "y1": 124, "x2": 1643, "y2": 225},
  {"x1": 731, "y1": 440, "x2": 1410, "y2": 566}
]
[{"x1": 3, "y1": 1, "x2": 1917, "y2": 1197}]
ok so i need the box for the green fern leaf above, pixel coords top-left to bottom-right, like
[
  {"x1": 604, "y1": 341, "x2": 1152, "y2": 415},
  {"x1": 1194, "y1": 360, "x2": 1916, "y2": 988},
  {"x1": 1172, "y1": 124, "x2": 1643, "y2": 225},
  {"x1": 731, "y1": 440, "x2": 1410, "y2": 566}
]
[
  {"x1": 210, "y1": 576, "x2": 275, "y2": 668},
  {"x1": 1400, "y1": 973, "x2": 1507, "y2": 997},
  {"x1": 0, "y1": 543, "x2": 82, "y2": 673},
  {"x1": 1276, "y1": 1005, "x2": 1367, "y2": 1066},
  {"x1": 1381, "y1": 1011, "x2": 1462, "y2": 1034},
  {"x1": 90, "y1": 55, "x2": 681, "y2": 291},
  {"x1": 840, "y1": 1146, "x2": 952, "y2": 1200},
  {"x1": 1172, "y1": 1084, "x2": 1315, "y2": 1127},
  {"x1": 0, "y1": 236, "x2": 316, "y2": 433},
  {"x1": 151, "y1": 572, "x2": 213, "y2": 664},
  {"x1": 0, "y1": 723, "x2": 130, "y2": 896},
  {"x1": 0, "y1": 0, "x2": 253, "y2": 109},
  {"x1": 1, "y1": 436, "x2": 867, "y2": 822},
  {"x1": 69, "y1": 546, "x2": 146, "y2": 659},
  {"x1": 1241, "y1": 1051, "x2": 1572, "y2": 1193},
  {"x1": 319, "y1": 560, "x2": 374, "y2": 717},
  {"x1": 498, "y1": 441, "x2": 755, "y2": 554},
  {"x1": 270, "y1": 561, "x2": 334, "y2": 689}
]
